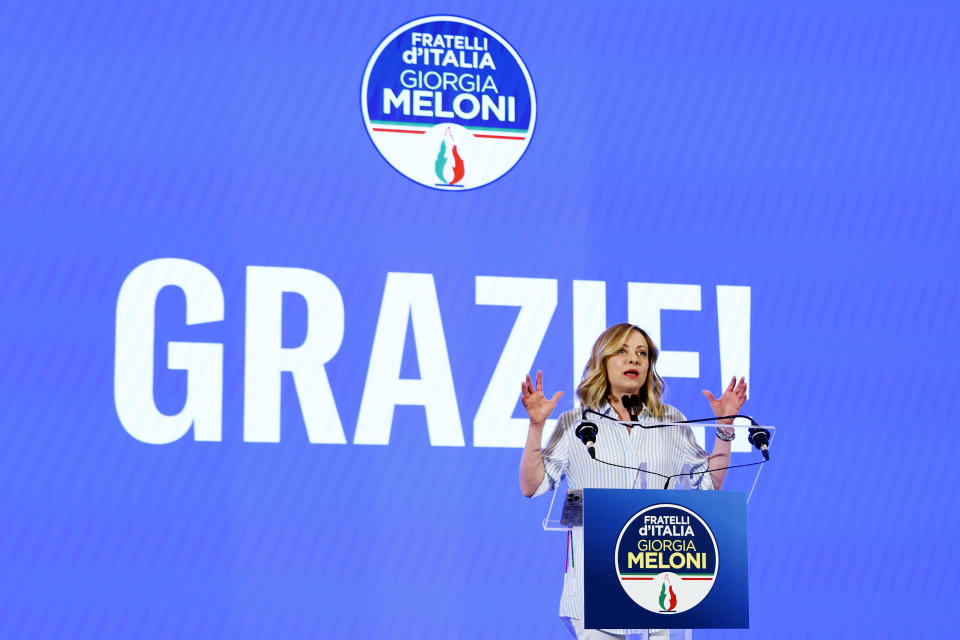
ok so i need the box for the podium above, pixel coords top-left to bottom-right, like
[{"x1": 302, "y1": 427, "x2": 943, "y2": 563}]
[{"x1": 542, "y1": 422, "x2": 774, "y2": 632}]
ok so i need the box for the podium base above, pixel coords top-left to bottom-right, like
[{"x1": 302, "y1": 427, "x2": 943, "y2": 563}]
[{"x1": 567, "y1": 617, "x2": 694, "y2": 639}]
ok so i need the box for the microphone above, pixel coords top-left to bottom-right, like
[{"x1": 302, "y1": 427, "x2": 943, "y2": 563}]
[
  {"x1": 575, "y1": 421, "x2": 598, "y2": 459},
  {"x1": 621, "y1": 394, "x2": 640, "y2": 422},
  {"x1": 748, "y1": 428, "x2": 771, "y2": 460}
]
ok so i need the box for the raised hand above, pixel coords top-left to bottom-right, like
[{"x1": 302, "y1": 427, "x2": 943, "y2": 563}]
[
  {"x1": 702, "y1": 376, "x2": 747, "y2": 421},
  {"x1": 520, "y1": 370, "x2": 563, "y2": 426}
]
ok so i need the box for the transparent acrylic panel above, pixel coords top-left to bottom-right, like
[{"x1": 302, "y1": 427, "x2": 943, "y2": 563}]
[{"x1": 543, "y1": 422, "x2": 775, "y2": 531}]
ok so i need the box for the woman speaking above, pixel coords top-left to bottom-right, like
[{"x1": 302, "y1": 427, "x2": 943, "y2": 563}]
[{"x1": 519, "y1": 323, "x2": 747, "y2": 640}]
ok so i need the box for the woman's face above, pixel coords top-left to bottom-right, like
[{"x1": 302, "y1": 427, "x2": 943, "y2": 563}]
[{"x1": 605, "y1": 330, "x2": 650, "y2": 397}]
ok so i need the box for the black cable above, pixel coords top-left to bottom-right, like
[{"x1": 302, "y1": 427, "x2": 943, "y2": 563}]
[
  {"x1": 661, "y1": 460, "x2": 767, "y2": 489},
  {"x1": 577, "y1": 408, "x2": 770, "y2": 487},
  {"x1": 591, "y1": 456, "x2": 768, "y2": 489},
  {"x1": 582, "y1": 407, "x2": 760, "y2": 427},
  {"x1": 591, "y1": 457, "x2": 669, "y2": 480}
]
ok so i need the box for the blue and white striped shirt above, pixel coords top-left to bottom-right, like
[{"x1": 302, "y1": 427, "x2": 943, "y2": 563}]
[{"x1": 533, "y1": 402, "x2": 712, "y2": 628}]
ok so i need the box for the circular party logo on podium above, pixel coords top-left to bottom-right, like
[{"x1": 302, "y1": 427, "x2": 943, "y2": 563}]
[
  {"x1": 361, "y1": 16, "x2": 536, "y2": 190},
  {"x1": 614, "y1": 504, "x2": 719, "y2": 614}
]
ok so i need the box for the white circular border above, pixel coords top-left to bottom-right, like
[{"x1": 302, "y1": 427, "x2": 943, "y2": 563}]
[
  {"x1": 360, "y1": 15, "x2": 537, "y2": 191},
  {"x1": 614, "y1": 503, "x2": 720, "y2": 613}
]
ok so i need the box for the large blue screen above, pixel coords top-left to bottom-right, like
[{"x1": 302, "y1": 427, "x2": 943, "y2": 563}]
[{"x1": 2, "y1": 1, "x2": 958, "y2": 637}]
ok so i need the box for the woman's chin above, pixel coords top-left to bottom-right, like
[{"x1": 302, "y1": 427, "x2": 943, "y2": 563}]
[{"x1": 612, "y1": 382, "x2": 644, "y2": 397}]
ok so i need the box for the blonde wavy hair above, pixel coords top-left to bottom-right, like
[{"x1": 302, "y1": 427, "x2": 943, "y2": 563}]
[{"x1": 576, "y1": 323, "x2": 666, "y2": 418}]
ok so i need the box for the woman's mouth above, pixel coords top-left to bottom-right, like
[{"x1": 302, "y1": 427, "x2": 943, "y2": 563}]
[{"x1": 624, "y1": 369, "x2": 639, "y2": 378}]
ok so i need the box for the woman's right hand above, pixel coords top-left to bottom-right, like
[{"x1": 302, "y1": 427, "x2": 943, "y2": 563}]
[{"x1": 520, "y1": 370, "x2": 563, "y2": 427}]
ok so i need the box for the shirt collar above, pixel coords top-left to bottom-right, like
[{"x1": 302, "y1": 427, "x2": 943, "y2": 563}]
[{"x1": 597, "y1": 400, "x2": 651, "y2": 420}]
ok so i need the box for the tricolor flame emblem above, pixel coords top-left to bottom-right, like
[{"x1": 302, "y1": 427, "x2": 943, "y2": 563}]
[
  {"x1": 434, "y1": 127, "x2": 465, "y2": 186},
  {"x1": 658, "y1": 576, "x2": 678, "y2": 612}
]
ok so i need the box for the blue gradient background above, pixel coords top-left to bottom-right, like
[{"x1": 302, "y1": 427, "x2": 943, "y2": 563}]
[{"x1": 1, "y1": 1, "x2": 958, "y2": 637}]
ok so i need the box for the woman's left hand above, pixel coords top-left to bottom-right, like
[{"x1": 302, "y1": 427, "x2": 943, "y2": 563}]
[{"x1": 702, "y1": 376, "x2": 747, "y2": 423}]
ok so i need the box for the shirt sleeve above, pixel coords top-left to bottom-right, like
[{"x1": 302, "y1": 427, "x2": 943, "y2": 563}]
[
  {"x1": 531, "y1": 409, "x2": 574, "y2": 498},
  {"x1": 676, "y1": 408, "x2": 714, "y2": 491}
]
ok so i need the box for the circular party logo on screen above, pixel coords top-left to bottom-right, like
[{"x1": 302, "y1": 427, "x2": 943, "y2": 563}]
[
  {"x1": 614, "y1": 504, "x2": 719, "y2": 614},
  {"x1": 361, "y1": 16, "x2": 536, "y2": 190}
]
